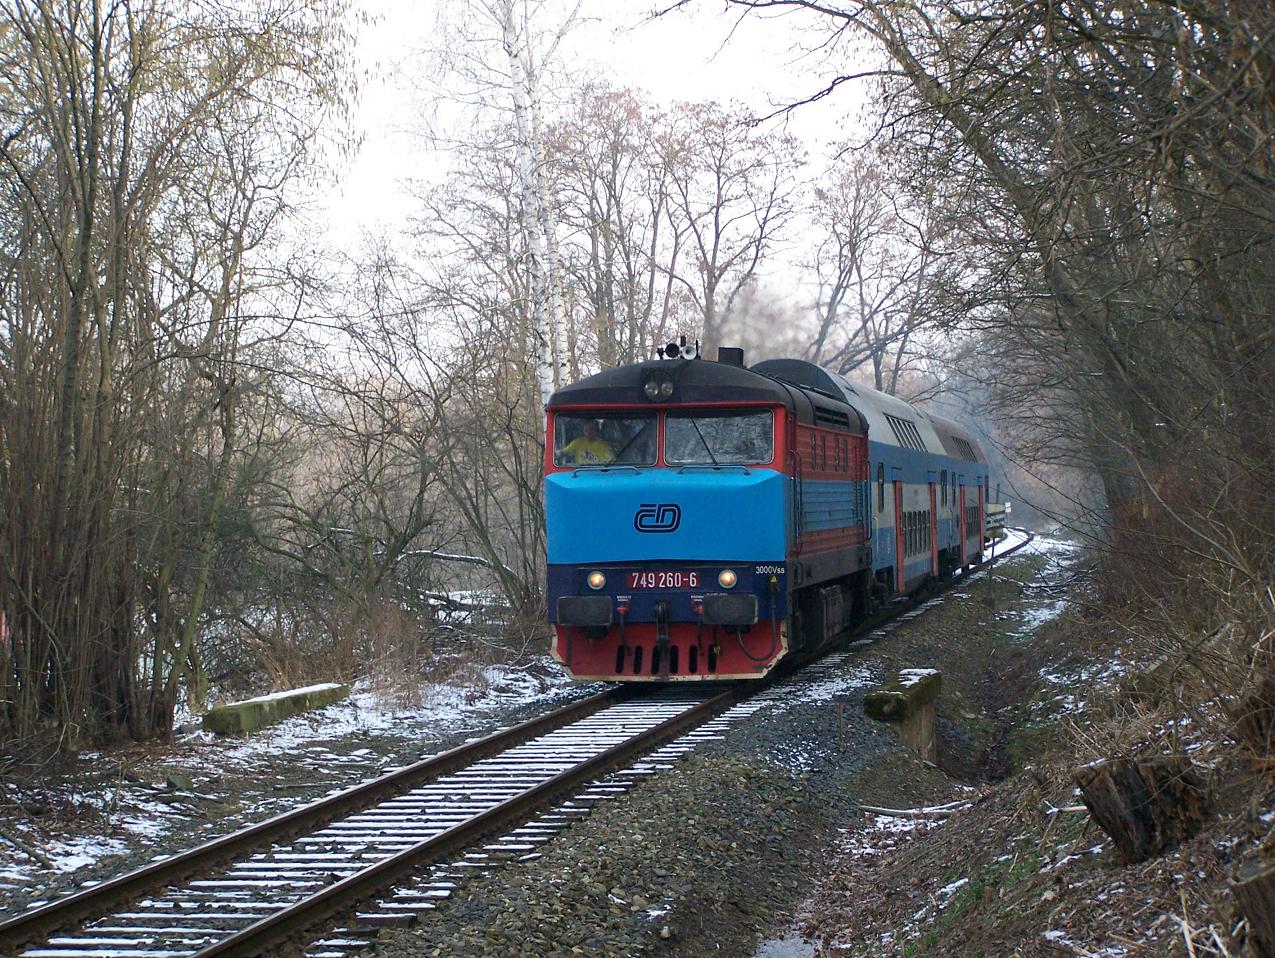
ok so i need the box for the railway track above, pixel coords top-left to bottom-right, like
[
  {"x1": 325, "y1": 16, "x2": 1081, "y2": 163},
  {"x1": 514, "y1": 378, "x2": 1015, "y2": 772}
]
[{"x1": 1, "y1": 529, "x2": 1034, "y2": 958}]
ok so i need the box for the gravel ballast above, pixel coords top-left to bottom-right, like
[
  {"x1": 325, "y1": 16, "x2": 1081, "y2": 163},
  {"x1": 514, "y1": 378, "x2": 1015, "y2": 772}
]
[{"x1": 378, "y1": 547, "x2": 1061, "y2": 957}]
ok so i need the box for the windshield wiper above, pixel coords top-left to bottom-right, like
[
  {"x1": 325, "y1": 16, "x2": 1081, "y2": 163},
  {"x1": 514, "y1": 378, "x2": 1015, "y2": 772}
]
[
  {"x1": 607, "y1": 421, "x2": 652, "y2": 466},
  {"x1": 687, "y1": 416, "x2": 719, "y2": 466}
]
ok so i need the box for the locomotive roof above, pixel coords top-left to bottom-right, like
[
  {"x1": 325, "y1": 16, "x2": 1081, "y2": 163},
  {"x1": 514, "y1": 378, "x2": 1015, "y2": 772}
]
[
  {"x1": 751, "y1": 358, "x2": 987, "y2": 464},
  {"x1": 547, "y1": 358, "x2": 866, "y2": 433}
]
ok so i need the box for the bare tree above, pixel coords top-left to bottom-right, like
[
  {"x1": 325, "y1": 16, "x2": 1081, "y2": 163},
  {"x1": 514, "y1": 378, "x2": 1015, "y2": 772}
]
[
  {"x1": 805, "y1": 147, "x2": 954, "y2": 396},
  {"x1": 551, "y1": 84, "x2": 683, "y2": 367},
  {"x1": 701, "y1": 1, "x2": 1275, "y2": 752},
  {"x1": 655, "y1": 101, "x2": 801, "y2": 354},
  {"x1": 0, "y1": 0, "x2": 354, "y2": 744},
  {"x1": 429, "y1": 0, "x2": 584, "y2": 405}
]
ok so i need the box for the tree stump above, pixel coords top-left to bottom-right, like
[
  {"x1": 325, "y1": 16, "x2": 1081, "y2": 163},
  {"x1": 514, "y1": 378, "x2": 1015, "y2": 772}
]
[
  {"x1": 864, "y1": 669, "x2": 941, "y2": 762},
  {"x1": 1234, "y1": 859, "x2": 1275, "y2": 958},
  {"x1": 1073, "y1": 755, "x2": 1210, "y2": 862}
]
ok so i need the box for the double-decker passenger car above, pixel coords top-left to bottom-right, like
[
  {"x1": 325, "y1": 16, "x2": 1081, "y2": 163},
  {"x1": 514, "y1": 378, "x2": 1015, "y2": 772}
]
[
  {"x1": 544, "y1": 348, "x2": 992, "y2": 682},
  {"x1": 753, "y1": 360, "x2": 991, "y2": 600}
]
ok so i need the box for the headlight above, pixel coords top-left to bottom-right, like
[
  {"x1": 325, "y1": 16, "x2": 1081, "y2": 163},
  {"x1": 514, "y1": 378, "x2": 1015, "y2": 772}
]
[
  {"x1": 718, "y1": 569, "x2": 737, "y2": 589},
  {"x1": 643, "y1": 375, "x2": 674, "y2": 401},
  {"x1": 587, "y1": 571, "x2": 606, "y2": 590}
]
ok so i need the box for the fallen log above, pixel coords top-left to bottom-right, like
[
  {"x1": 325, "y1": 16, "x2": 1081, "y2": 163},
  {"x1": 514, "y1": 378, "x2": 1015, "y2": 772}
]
[
  {"x1": 0, "y1": 823, "x2": 51, "y2": 868},
  {"x1": 1073, "y1": 755, "x2": 1210, "y2": 863},
  {"x1": 857, "y1": 802, "x2": 969, "y2": 819},
  {"x1": 1234, "y1": 859, "x2": 1275, "y2": 958}
]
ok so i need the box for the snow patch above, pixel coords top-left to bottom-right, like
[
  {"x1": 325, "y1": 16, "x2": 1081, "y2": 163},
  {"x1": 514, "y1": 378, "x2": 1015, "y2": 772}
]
[
  {"x1": 767, "y1": 667, "x2": 876, "y2": 713},
  {"x1": 44, "y1": 835, "x2": 131, "y2": 874},
  {"x1": 207, "y1": 663, "x2": 574, "y2": 765},
  {"x1": 1042, "y1": 930, "x2": 1126, "y2": 956},
  {"x1": 230, "y1": 682, "x2": 344, "y2": 706},
  {"x1": 1018, "y1": 598, "x2": 1069, "y2": 634},
  {"x1": 1021, "y1": 534, "x2": 1080, "y2": 557},
  {"x1": 899, "y1": 668, "x2": 938, "y2": 688}
]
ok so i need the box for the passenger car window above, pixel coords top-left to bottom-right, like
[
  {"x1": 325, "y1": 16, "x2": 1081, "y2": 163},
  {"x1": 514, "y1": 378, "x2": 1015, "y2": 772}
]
[
  {"x1": 553, "y1": 413, "x2": 657, "y2": 467},
  {"x1": 665, "y1": 410, "x2": 773, "y2": 465}
]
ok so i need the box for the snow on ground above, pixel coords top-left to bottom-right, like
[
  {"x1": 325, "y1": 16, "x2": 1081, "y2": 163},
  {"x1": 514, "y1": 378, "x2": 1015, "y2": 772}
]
[
  {"x1": 771, "y1": 665, "x2": 877, "y2": 712},
  {"x1": 835, "y1": 812, "x2": 946, "y2": 859},
  {"x1": 0, "y1": 834, "x2": 133, "y2": 887},
  {"x1": 0, "y1": 655, "x2": 581, "y2": 912},
  {"x1": 1018, "y1": 597, "x2": 1070, "y2": 634},
  {"x1": 1042, "y1": 929, "x2": 1127, "y2": 957},
  {"x1": 1020, "y1": 530, "x2": 1080, "y2": 557},
  {"x1": 1039, "y1": 660, "x2": 1128, "y2": 687},
  {"x1": 1002, "y1": 531, "x2": 1082, "y2": 644},
  {"x1": 823, "y1": 812, "x2": 949, "y2": 951},
  {"x1": 192, "y1": 661, "x2": 577, "y2": 765},
  {"x1": 427, "y1": 589, "x2": 509, "y2": 625},
  {"x1": 1005, "y1": 536, "x2": 1120, "y2": 722}
]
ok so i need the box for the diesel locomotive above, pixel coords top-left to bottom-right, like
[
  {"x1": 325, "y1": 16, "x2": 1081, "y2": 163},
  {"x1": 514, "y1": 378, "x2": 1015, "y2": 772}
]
[{"x1": 544, "y1": 346, "x2": 992, "y2": 681}]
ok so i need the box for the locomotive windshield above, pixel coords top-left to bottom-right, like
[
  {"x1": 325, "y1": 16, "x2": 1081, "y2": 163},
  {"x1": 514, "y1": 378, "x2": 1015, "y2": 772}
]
[
  {"x1": 665, "y1": 410, "x2": 773, "y2": 465},
  {"x1": 554, "y1": 413, "x2": 656, "y2": 467}
]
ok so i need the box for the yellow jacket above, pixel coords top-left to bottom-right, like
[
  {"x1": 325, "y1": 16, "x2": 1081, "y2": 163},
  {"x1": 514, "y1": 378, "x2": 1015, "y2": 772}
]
[{"x1": 562, "y1": 436, "x2": 614, "y2": 465}]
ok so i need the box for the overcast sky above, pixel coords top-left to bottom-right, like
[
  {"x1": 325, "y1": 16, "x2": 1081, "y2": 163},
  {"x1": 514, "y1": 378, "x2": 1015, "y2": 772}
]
[{"x1": 319, "y1": 0, "x2": 872, "y2": 245}]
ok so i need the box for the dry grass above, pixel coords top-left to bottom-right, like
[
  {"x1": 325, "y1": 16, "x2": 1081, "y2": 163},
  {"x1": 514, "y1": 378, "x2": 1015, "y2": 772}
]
[{"x1": 804, "y1": 557, "x2": 1275, "y2": 958}]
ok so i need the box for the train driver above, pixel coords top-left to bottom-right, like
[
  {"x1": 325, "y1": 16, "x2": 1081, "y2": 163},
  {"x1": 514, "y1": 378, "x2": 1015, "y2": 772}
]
[{"x1": 561, "y1": 419, "x2": 614, "y2": 465}]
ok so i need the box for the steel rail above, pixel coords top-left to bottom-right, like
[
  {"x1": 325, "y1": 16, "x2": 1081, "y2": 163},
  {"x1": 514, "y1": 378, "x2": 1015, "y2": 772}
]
[
  {"x1": 1, "y1": 527, "x2": 1036, "y2": 958},
  {"x1": 0, "y1": 685, "x2": 634, "y2": 951},
  {"x1": 186, "y1": 531, "x2": 1038, "y2": 957},
  {"x1": 189, "y1": 686, "x2": 745, "y2": 958}
]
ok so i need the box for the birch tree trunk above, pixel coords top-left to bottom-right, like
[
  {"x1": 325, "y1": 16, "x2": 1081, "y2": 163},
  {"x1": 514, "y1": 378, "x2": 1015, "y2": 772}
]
[
  {"x1": 500, "y1": 0, "x2": 563, "y2": 407},
  {"x1": 527, "y1": 66, "x2": 572, "y2": 383}
]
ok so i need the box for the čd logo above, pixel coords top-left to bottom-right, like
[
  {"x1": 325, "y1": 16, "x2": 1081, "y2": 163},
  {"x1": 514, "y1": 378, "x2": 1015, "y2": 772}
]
[{"x1": 634, "y1": 503, "x2": 681, "y2": 533}]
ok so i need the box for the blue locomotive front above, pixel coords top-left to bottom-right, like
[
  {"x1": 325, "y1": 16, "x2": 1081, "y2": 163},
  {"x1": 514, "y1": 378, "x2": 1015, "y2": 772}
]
[
  {"x1": 544, "y1": 356, "x2": 797, "y2": 679},
  {"x1": 543, "y1": 349, "x2": 875, "y2": 681}
]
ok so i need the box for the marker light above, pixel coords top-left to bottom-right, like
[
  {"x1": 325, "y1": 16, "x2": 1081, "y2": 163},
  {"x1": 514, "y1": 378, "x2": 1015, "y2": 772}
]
[
  {"x1": 718, "y1": 569, "x2": 738, "y2": 589},
  {"x1": 587, "y1": 571, "x2": 606, "y2": 590}
]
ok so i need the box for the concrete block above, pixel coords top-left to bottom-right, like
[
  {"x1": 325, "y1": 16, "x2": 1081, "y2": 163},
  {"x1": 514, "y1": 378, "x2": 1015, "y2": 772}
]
[
  {"x1": 864, "y1": 668, "x2": 941, "y2": 762},
  {"x1": 202, "y1": 682, "x2": 349, "y2": 735}
]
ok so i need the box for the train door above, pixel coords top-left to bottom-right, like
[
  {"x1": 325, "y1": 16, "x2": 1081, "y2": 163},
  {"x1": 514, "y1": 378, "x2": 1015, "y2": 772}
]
[
  {"x1": 893, "y1": 472, "x2": 904, "y2": 593},
  {"x1": 958, "y1": 480, "x2": 967, "y2": 566},
  {"x1": 874, "y1": 461, "x2": 889, "y2": 584},
  {"x1": 978, "y1": 480, "x2": 986, "y2": 559},
  {"x1": 928, "y1": 477, "x2": 939, "y2": 576}
]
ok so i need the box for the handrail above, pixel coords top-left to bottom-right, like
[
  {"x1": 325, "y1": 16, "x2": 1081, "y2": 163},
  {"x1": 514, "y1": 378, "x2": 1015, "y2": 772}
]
[
  {"x1": 674, "y1": 464, "x2": 752, "y2": 474},
  {"x1": 572, "y1": 464, "x2": 641, "y2": 476}
]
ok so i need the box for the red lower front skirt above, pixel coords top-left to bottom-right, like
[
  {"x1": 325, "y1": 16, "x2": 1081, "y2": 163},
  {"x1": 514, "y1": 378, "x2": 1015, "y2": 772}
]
[{"x1": 552, "y1": 620, "x2": 787, "y2": 681}]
